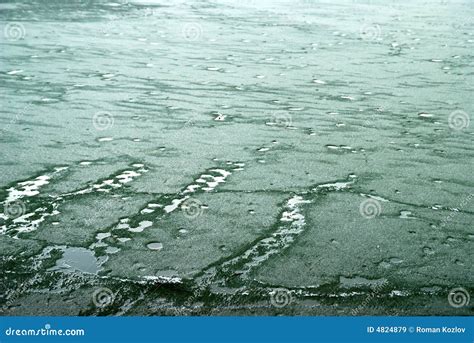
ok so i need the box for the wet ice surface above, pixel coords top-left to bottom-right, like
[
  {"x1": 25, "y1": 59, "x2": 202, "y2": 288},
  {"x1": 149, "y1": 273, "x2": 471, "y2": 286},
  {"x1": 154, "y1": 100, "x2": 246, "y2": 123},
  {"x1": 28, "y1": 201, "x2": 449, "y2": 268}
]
[{"x1": 0, "y1": 0, "x2": 473, "y2": 315}]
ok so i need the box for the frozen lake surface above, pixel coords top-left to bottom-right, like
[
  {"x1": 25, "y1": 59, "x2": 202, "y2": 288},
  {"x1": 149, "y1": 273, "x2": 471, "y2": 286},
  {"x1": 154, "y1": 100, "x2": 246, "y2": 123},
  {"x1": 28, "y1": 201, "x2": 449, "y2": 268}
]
[{"x1": 0, "y1": 0, "x2": 473, "y2": 315}]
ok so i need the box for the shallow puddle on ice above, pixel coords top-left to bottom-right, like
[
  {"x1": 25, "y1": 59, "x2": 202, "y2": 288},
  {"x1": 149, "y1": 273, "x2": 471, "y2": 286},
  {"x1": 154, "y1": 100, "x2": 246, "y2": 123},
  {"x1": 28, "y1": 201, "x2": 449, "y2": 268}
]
[
  {"x1": 339, "y1": 276, "x2": 388, "y2": 289},
  {"x1": 146, "y1": 242, "x2": 163, "y2": 251},
  {"x1": 49, "y1": 247, "x2": 101, "y2": 275},
  {"x1": 128, "y1": 220, "x2": 153, "y2": 233}
]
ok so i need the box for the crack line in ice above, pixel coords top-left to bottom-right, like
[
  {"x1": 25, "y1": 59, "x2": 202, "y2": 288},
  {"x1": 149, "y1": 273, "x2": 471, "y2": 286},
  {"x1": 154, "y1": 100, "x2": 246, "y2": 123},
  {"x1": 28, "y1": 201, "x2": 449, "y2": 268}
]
[
  {"x1": 3, "y1": 166, "x2": 68, "y2": 204},
  {"x1": 210, "y1": 195, "x2": 311, "y2": 283},
  {"x1": 1, "y1": 163, "x2": 148, "y2": 238},
  {"x1": 193, "y1": 175, "x2": 357, "y2": 294},
  {"x1": 89, "y1": 162, "x2": 245, "y2": 261}
]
